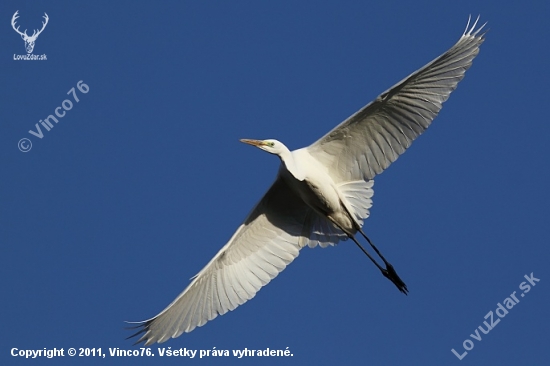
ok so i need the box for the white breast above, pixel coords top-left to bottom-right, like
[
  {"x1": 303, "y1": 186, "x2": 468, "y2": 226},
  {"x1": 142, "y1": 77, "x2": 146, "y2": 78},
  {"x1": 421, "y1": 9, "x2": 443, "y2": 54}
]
[{"x1": 281, "y1": 148, "x2": 343, "y2": 217}]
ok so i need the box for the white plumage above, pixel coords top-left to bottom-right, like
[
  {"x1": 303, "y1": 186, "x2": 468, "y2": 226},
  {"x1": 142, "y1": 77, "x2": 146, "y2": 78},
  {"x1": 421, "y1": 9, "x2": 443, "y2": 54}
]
[{"x1": 129, "y1": 16, "x2": 485, "y2": 345}]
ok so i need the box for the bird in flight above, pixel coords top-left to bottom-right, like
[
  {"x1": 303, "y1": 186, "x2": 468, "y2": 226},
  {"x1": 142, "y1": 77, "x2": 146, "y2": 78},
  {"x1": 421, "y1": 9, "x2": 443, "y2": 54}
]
[{"x1": 129, "y1": 16, "x2": 485, "y2": 345}]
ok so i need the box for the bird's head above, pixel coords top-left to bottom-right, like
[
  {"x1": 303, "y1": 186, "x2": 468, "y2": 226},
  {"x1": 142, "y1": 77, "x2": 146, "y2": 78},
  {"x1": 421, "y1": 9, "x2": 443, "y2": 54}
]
[{"x1": 240, "y1": 139, "x2": 288, "y2": 156}]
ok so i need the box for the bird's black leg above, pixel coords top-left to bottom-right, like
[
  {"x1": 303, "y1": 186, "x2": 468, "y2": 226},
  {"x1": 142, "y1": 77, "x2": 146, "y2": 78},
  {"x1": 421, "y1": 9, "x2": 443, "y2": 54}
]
[
  {"x1": 347, "y1": 234, "x2": 385, "y2": 272},
  {"x1": 357, "y1": 229, "x2": 408, "y2": 295},
  {"x1": 329, "y1": 215, "x2": 408, "y2": 295}
]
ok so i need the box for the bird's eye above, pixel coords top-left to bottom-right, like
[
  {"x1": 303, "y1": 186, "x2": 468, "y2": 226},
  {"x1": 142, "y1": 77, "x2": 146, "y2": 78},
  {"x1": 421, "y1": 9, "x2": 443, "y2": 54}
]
[{"x1": 268, "y1": 142, "x2": 275, "y2": 147}]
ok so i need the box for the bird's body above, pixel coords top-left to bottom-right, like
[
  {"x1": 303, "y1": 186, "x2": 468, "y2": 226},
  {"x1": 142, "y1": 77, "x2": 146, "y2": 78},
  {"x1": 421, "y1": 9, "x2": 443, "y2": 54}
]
[
  {"x1": 129, "y1": 17, "x2": 486, "y2": 346},
  {"x1": 277, "y1": 145, "x2": 358, "y2": 236}
]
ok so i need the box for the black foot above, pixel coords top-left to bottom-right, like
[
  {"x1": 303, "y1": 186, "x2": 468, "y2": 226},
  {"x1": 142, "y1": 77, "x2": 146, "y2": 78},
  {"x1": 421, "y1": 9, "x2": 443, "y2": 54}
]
[{"x1": 381, "y1": 263, "x2": 408, "y2": 295}]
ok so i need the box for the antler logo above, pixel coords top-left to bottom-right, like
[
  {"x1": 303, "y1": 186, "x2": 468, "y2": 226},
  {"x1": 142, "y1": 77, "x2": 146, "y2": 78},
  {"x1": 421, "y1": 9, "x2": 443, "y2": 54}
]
[{"x1": 11, "y1": 10, "x2": 49, "y2": 54}]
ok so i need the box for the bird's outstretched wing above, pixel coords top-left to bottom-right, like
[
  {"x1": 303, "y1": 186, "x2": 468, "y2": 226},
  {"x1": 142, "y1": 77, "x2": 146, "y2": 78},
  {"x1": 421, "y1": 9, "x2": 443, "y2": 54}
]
[
  {"x1": 307, "y1": 17, "x2": 486, "y2": 182},
  {"x1": 128, "y1": 176, "x2": 312, "y2": 345}
]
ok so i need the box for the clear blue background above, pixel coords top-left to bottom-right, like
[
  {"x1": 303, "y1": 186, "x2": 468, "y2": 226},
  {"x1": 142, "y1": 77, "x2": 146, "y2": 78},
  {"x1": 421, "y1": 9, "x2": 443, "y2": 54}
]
[{"x1": 2, "y1": 1, "x2": 549, "y2": 365}]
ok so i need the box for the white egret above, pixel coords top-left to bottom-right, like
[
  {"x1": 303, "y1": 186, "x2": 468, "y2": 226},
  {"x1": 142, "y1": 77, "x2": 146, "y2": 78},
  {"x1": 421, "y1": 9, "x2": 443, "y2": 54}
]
[{"x1": 129, "y1": 17, "x2": 485, "y2": 345}]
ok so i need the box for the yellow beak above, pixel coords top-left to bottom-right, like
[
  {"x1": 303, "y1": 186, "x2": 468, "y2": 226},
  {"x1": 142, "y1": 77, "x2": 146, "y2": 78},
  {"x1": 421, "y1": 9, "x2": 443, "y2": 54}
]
[{"x1": 240, "y1": 139, "x2": 267, "y2": 147}]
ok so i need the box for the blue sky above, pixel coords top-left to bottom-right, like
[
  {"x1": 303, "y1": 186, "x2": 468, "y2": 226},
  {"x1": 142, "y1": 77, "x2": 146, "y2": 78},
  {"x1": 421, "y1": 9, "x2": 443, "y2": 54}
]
[{"x1": 2, "y1": 1, "x2": 549, "y2": 365}]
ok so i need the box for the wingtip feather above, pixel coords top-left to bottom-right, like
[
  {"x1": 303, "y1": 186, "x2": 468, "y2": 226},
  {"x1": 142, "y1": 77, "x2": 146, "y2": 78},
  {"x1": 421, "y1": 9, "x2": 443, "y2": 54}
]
[{"x1": 463, "y1": 15, "x2": 487, "y2": 38}]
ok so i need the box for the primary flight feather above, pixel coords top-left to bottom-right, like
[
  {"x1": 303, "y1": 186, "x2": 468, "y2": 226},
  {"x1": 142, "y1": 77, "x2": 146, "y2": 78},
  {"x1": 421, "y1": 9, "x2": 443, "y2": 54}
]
[{"x1": 129, "y1": 16, "x2": 486, "y2": 345}]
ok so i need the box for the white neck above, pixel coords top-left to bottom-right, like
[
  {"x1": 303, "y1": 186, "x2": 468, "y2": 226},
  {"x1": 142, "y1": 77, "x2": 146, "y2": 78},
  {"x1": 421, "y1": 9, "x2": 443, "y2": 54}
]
[{"x1": 278, "y1": 148, "x2": 305, "y2": 181}]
